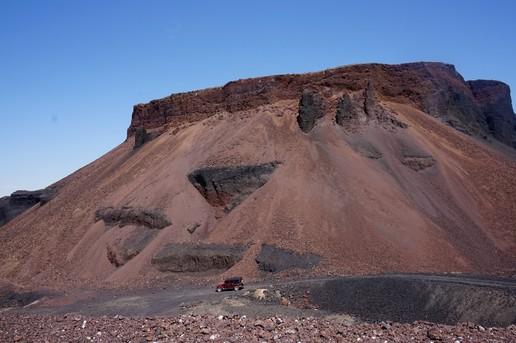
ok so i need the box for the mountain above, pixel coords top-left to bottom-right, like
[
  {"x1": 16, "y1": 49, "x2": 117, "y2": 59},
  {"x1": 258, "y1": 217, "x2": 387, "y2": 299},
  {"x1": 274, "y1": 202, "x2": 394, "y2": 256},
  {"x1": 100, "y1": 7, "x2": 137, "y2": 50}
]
[{"x1": 1, "y1": 62, "x2": 515, "y2": 289}]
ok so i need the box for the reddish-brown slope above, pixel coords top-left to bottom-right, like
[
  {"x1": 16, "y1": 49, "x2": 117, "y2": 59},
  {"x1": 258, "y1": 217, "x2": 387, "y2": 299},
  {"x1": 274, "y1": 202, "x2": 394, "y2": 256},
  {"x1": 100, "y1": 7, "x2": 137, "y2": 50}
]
[{"x1": 0, "y1": 63, "x2": 515, "y2": 289}]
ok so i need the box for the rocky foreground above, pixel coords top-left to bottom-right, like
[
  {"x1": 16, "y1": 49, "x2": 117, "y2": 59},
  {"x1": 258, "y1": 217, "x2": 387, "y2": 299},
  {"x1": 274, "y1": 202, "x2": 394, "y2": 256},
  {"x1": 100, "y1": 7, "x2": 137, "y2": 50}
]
[{"x1": 1, "y1": 313, "x2": 515, "y2": 343}]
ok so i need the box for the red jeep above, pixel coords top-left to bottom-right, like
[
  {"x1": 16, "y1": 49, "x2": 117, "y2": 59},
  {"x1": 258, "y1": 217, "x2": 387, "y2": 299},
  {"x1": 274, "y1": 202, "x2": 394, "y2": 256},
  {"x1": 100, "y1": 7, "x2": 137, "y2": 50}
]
[{"x1": 216, "y1": 277, "x2": 244, "y2": 292}]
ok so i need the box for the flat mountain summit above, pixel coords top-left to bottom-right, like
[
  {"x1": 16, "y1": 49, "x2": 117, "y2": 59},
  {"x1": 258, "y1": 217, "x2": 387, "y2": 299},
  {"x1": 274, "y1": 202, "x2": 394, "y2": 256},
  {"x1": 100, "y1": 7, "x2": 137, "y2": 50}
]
[{"x1": 1, "y1": 62, "x2": 515, "y2": 289}]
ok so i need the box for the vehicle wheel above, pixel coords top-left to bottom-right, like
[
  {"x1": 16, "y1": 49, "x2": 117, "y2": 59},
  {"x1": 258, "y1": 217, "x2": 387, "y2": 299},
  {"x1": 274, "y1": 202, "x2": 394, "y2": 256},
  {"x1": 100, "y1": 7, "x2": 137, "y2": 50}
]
[
  {"x1": 216, "y1": 288, "x2": 221, "y2": 292},
  {"x1": 234, "y1": 286, "x2": 239, "y2": 291}
]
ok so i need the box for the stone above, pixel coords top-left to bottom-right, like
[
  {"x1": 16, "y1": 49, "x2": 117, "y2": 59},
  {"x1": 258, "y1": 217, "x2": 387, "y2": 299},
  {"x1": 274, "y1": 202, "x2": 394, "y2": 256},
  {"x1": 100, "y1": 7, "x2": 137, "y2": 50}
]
[
  {"x1": 188, "y1": 162, "x2": 279, "y2": 212},
  {"x1": 401, "y1": 156, "x2": 435, "y2": 171},
  {"x1": 253, "y1": 289, "x2": 268, "y2": 300},
  {"x1": 151, "y1": 243, "x2": 246, "y2": 272},
  {"x1": 297, "y1": 90, "x2": 324, "y2": 133},
  {"x1": 427, "y1": 328, "x2": 443, "y2": 340},
  {"x1": 95, "y1": 206, "x2": 171, "y2": 230},
  {"x1": 185, "y1": 223, "x2": 200, "y2": 234}
]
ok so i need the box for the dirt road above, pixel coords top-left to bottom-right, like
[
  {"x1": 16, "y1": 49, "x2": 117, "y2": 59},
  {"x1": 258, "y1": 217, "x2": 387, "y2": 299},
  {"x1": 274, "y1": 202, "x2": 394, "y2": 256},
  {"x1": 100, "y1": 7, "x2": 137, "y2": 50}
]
[{"x1": 4, "y1": 273, "x2": 512, "y2": 327}]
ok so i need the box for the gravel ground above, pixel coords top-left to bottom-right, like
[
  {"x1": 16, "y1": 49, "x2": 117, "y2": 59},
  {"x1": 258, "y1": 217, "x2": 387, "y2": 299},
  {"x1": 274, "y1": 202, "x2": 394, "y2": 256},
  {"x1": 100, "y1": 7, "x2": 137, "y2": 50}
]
[{"x1": 1, "y1": 313, "x2": 515, "y2": 342}]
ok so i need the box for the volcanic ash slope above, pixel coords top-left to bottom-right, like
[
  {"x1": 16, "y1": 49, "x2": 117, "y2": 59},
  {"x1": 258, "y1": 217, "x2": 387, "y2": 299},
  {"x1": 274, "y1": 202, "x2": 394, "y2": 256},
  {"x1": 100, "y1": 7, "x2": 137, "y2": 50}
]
[{"x1": 0, "y1": 62, "x2": 515, "y2": 288}]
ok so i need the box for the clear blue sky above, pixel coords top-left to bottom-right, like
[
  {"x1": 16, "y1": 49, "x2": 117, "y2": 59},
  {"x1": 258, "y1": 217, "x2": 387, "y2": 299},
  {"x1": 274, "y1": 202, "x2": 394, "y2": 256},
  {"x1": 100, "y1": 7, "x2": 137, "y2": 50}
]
[{"x1": 1, "y1": 1, "x2": 515, "y2": 196}]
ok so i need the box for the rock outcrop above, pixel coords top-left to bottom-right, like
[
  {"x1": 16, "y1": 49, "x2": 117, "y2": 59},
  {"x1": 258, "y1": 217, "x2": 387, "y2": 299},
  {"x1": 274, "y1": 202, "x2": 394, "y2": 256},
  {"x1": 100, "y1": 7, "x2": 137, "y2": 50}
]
[
  {"x1": 0, "y1": 188, "x2": 57, "y2": 227},
  {"x1": 187, "y1": 162, "x2": 279, "y2": 212},
  {"x1": 95, "y1": 207, "x2": 171, "y2": 230},
  {"x1": 255, "y1": 244, "x2": 320, "y2": 273},
  {"x1": 106, "y1": 228, "x2": 157, "y2": 267},
  {"x1": 127, "y1": 62, "x2": 515, "y2": 149},
  {"x1": 468, "y1": 80, "x2": 516, "y2": 148},
  {"x1": 401, "y1": 156, "x2": 436, "y2": 171},
  {"x1": 133, "y1": 127, "x2": 162, "y2": 149},
  {"x1": 296, "y1": 90, "x2": 324, "y2": 132},
  {"x1": 335, "y1": 93, "x2": 360, "y2": 126},
  {"x1": 151, "y1": 243, "x2": 246, "y2": 272}
]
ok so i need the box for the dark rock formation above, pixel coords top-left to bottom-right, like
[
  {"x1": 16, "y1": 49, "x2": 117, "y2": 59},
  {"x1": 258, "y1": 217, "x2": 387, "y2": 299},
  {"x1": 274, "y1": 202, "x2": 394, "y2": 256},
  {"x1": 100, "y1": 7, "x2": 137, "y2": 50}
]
[
  {"x1": 106, "y1": 228, "x2": 157, "y2": 267},
  {"x1": 297, "y1": 90, "x2": 324, "y2": 133},
  {"x1": 0, "y1": 188, "x2": 57, "y2": 227},
  {"x1": 188, "y1": 162, "x2": 279, "y2": 212},
  {"x1": 335, "y1": 89, "x2": 407, "y2": 129},
  {"x1": 402, "y1": 156, "x2": 436, "y2": 171},
  {"x1": 363, "y1": 80, "x2": 377, "y2": 117},
  {"x1": 400, "y1": 145, "x2": 436, "y2": 171},
  {"x1": 95, "y1": 207, "x2": 171, "y2": 230},
  {"x1": 335, "y1": 93, "x2": 359, "y2": 126},
  {"x1": 468, "y1": 80, "x2": 516, "y2": 148},
  {"x1": 133, "y1": 127, "x2": 163, "y2": 149},
  {"x1": 127, "y1": 62, "x2": 515, "y2": 149},
  {"x1": 151, "y1": 243, "x2": 246, "y2": 272},
  {"x1": 185, "y1": 222, "x2": 200, "y2": 234},
  {"x1": 133, "y1": 127, "x2": 150, "y2": 149},
  {"x1": 255, "y1": 244, "x2": 320, "y2": 273}
]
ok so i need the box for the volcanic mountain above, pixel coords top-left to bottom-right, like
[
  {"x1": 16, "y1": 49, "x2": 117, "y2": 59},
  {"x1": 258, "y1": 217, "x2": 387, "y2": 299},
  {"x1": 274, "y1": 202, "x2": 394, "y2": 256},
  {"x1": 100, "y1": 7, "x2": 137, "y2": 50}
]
[{"x1": 1, "y1": 62, "x2": 515, "y2": 289}]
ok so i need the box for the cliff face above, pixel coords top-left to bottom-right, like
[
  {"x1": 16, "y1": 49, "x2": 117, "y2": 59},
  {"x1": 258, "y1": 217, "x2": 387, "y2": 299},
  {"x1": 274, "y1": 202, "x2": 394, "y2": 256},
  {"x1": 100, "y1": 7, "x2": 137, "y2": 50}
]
[
  {"x1": 128, "y1": 62, "x2": 515, "y2": 148},
  {"x1": 468, "y1": 80, "x2": 516, "y2": 147}
]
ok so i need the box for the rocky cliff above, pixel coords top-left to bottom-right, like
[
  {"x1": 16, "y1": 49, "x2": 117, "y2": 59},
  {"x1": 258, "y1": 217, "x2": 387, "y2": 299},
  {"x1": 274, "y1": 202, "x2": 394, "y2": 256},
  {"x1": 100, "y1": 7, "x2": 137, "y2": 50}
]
[
  {"x1": 0, "y1": 188, "x2": 56, "y2": 227},
  {"x1": 128, "y1": 62, "x2": 516, "y2": 148}
]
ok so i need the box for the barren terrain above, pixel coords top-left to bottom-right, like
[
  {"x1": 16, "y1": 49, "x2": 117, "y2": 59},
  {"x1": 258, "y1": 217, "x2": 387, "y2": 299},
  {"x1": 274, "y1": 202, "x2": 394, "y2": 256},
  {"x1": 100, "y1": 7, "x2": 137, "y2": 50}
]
[{"x1": 1, "y1": 62, "x2": 516, "y2": 340}]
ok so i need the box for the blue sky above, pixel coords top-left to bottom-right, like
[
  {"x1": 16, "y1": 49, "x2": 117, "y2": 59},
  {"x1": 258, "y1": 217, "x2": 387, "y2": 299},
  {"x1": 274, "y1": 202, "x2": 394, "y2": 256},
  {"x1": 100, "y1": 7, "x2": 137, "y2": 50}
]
[{"x1": 1, "y1": 1, "x2": 515, "y2": 196}]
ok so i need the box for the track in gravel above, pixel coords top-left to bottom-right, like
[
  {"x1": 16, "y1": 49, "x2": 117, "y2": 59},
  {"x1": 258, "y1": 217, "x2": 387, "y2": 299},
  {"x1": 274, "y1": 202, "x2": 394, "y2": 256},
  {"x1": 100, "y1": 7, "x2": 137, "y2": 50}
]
[{"x1": 7, "y1": 273, "x2": 516, "y2": 325}]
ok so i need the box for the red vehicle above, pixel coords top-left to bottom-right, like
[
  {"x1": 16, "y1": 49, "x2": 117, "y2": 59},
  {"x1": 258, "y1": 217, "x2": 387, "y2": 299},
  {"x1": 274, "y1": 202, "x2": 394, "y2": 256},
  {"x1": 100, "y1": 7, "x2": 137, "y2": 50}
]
[{"x1": 216, "y1": 277, "x2": 244, "y2": 292}]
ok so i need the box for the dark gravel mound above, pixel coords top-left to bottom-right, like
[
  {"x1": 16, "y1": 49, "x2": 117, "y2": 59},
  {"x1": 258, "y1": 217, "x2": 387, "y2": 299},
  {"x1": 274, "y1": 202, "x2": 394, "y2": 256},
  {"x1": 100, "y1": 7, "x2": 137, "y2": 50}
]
[{"x1": 310, "y1": 276, "x2": 516, "y2": 327}]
